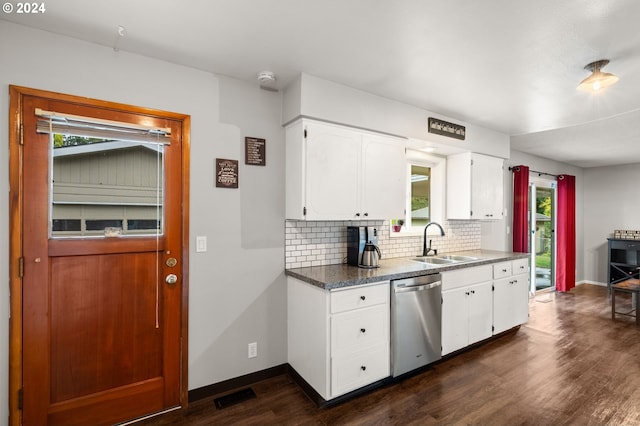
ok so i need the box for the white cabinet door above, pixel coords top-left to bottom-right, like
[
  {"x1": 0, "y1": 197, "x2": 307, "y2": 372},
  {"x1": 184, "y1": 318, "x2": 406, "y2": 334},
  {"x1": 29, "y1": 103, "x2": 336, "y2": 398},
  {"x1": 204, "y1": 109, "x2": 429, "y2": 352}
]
[
  {"x1": 442, "y1": 281, "x2": 493, "y2": 355},
  {"x1": 493, "y1": 273, "x2": 529, "y2": 334},
  {"x1": 446, "y1": 152, "x2": 503, "y2": 220},
  {"x1": 470, "y1": 153, "x2": 504, "y2": 219},
  {"x1": 305, "y1": 122, "x2": 361, "y2": 220},
  {"x1": 331, "y1": 342, "x2": 389, "y2": 397},
  {"x1": 361, "y1": 133, "x2": 406, "y2": 219},
  {"x1": 467, "y1": 281, "x2": 493, "y2": 345},
  {"x1": 286, "y1": 119, "x2": 407, "y2": 220},
  {"x1": 511, "y1": 273, "x2": 529, "y2": 327},
  {"x1": 442, "y1": 286, "x2": 469, "y2": 355}
]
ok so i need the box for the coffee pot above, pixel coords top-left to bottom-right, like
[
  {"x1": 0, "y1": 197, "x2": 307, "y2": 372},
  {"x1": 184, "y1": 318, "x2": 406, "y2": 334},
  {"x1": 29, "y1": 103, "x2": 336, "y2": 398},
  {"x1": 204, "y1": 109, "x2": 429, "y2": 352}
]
[{"x1": 361, "y1": 241, "x2": 382, "y2": 268}]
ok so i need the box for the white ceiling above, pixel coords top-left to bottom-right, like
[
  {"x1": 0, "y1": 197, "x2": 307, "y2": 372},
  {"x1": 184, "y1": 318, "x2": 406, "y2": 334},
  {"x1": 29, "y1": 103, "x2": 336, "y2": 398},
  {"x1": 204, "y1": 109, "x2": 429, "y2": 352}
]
[{"x1": 3, "y1": 0, "x2": 640, "y2": 168}]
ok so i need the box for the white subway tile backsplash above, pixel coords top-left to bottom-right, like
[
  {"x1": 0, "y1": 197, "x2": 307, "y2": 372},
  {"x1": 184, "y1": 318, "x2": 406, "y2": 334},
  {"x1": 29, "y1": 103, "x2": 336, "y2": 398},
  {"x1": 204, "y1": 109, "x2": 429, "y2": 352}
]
[{"x1": 285, "y1": 219, "x2": 481, "y2": 269}]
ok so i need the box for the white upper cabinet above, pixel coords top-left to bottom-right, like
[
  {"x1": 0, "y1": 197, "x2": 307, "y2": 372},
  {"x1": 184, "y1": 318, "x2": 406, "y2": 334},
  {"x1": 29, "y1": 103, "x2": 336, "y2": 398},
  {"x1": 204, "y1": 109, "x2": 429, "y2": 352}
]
[
  {"x1": 446, "y1": 152, "x2": 504, "y2": 220},
  {"x1": 286, "y1": 119, "x2": 406, "y2": 220},
  {"x1": 360, "y1": 133, "x2": 406, "y2": 220}
]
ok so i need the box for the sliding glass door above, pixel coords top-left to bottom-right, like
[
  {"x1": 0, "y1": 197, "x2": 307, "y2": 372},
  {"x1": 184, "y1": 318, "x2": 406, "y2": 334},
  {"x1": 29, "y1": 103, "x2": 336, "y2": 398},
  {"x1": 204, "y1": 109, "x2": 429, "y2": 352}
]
[{"x1": 530, "y1": 180, "x2": 556, "y2": 292}]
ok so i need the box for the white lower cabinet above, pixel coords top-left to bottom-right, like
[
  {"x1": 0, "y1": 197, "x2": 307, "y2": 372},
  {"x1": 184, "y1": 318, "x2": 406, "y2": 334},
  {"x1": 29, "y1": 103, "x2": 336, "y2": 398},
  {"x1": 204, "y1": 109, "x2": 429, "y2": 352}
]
[
  {"x1": 441, "y1": 258, "x2": 530, "y2": 356},
  {"x1": 288, "y1": 278, "x2": 390, "y2": 401},
  {"x1": 441, "y1": 265, "x2": 493, "y2": 355},
  {"x1": 493, "y1": 258, "x2": 530, "y2": 334},
  {"x1": 331, "y1": 342, "x2": 389, "y2": 397}
]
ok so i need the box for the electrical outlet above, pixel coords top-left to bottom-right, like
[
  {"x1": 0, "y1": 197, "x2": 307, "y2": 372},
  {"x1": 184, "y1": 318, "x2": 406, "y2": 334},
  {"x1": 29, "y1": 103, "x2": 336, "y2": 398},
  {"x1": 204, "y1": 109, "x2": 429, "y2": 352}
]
[{"x1": 248, "y1": 342, "x2": 257, "y2": 358}]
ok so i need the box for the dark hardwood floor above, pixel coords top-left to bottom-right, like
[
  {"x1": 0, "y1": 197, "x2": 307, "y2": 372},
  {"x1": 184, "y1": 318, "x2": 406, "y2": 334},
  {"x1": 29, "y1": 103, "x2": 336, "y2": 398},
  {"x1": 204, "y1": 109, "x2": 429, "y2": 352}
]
[{"x1": 137, "y1": 284, "x2": 640, "y2": 425}]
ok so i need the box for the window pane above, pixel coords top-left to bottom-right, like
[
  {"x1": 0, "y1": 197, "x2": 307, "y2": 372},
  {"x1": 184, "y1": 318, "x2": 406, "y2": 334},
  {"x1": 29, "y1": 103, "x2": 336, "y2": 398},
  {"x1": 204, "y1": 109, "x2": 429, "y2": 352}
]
[
  {"x1": 52, "y1": 219, "x2": 81, "y2": 232},
  {"x1": 128, "y1": 219, "x2": 160, "y2": 231},
  {"x1": 411, "y1": 165, "x2": 431, "y2": 227},
  {"x1": 51, "y1": 133, "x2": 164, "y2": 237},
  {"x1": 85, "y1": 219, "x2": 123, "y2": 231}
]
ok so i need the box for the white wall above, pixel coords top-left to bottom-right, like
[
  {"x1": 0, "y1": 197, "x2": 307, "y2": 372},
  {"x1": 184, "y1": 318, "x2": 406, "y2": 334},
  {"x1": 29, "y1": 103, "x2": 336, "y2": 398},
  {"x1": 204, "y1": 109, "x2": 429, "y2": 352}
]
[
  {"x1": 481, "y1": 149, "x2": 585, "y2": 282},
  {"x1": 284, "y1": 73, "x2": 511, "y2": 158},
  {"x1": 0, "y1": 20, "x2": 286, "y2": 420},
  {"x1": 583, "y1": 163, "x2": 640, "y2": 284}
]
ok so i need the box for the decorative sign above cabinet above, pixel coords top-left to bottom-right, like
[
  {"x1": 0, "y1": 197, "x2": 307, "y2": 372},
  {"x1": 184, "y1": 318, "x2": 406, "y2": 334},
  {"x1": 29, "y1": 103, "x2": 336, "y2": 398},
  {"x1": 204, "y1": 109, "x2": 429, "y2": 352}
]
[{"x1": 428, "y1": 117, "x2": 466, "y2": 140}]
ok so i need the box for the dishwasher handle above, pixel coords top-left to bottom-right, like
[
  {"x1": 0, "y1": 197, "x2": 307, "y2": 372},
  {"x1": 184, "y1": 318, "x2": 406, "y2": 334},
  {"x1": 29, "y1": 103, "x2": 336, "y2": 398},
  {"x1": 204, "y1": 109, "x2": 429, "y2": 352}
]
[{"x1": 394, "y1": 281, "x2": 441, "y2": 293}]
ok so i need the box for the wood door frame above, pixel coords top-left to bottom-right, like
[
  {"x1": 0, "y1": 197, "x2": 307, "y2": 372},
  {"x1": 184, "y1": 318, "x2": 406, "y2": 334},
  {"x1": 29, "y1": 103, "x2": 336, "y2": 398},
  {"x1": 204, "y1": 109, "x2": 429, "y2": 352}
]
[{"x1": 8, "y1": 85, "x2": 191, "y2": 425}]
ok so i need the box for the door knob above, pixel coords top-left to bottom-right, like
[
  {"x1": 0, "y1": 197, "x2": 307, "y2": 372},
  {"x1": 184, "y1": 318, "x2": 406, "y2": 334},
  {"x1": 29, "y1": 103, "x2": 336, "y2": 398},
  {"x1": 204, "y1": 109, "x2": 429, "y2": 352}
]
[{"x1": 166, "y1": 274, "x2": 178, "y2": 284}]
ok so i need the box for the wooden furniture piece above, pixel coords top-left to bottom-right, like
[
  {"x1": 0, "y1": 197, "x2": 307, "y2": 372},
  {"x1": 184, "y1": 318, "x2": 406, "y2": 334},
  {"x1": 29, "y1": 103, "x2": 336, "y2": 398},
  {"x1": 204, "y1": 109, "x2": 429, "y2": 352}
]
[
  {"x1": 611, "y1": 278, "x2": 640, "y2": 325},
  {"x1": 607, "y1": 238, "x2": 640, "y2": 293}
]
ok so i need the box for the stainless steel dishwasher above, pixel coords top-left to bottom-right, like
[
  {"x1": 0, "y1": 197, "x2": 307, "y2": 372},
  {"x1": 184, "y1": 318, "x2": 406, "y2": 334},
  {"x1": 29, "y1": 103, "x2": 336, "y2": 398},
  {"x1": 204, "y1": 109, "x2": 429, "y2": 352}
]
[{"x1": 391, "y1": 273, "x2": 442, "y2": 377}]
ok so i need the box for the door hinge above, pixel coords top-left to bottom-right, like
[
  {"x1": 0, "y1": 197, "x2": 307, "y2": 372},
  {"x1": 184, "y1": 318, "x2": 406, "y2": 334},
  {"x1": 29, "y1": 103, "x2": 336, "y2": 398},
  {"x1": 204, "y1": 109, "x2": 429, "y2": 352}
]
[
  {"x1": 19, "y1": 124, "x2": 24, "y2": 145},
  {"x1": 470, "y1": 210, "x2": 473, "y2": 217},
  {"x1": 471, "y1": 159, "x2": 474, "y2": 166},
  {"x1": 304, "y1": 129, "x2": 307, "y2": 138},
  {"x1": 303, "y1": 206, "x2": 307, "y2": 216},
  {"x1": 492, "y1": 284, "x2": 494, "y2": 291},
  {"x1": 18, "y1": 388, "x2": 23, "y2": 410},
  {"x1": 492, "y1": 325, "x2": 495, "y2": 332},
  {"x1": 19, "y1": 257, "x2": 24, "y2": 278}
]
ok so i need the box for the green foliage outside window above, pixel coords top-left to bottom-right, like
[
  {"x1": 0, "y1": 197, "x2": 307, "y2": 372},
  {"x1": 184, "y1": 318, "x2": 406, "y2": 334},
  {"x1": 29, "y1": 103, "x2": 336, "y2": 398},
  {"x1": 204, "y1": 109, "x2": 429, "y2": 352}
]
[{"x1": 53, "y1": 134, "x2": 107, "y2": 148}]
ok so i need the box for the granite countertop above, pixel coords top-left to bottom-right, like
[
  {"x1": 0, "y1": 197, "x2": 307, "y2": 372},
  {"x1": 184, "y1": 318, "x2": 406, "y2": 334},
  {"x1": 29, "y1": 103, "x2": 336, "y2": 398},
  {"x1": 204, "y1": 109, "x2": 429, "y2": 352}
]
[{"x1": 285, "y1": 250, "x2": 529, "y2": 290}]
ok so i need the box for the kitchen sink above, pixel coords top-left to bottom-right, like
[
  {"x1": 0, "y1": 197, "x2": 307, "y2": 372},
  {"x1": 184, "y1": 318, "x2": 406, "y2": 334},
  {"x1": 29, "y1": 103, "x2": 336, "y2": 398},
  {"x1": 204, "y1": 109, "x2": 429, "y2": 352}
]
[
  {"x1": 412, "y1": 255, "x2": 480, "y2": 265},
  {"x1": 412, "y1": 256, "x2": 455, "y2": 264},
  {"x1": 437, "y1": 255, "x2": 479, "y2": 262}
]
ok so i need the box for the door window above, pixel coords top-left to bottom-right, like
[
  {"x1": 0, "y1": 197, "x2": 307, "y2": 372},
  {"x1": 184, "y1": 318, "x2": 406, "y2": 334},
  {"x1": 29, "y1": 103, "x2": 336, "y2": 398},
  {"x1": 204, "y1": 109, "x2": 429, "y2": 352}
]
[{"x1": 37, "y1": 109, "x2": 168, "y2": 238}]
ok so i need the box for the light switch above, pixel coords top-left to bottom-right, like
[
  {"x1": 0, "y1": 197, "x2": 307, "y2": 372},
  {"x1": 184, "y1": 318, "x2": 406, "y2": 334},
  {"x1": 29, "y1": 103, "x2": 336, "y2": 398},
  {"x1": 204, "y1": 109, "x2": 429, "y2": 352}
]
[{"x1": 196, "y1": 236, "x2": 207, "y2": 253}]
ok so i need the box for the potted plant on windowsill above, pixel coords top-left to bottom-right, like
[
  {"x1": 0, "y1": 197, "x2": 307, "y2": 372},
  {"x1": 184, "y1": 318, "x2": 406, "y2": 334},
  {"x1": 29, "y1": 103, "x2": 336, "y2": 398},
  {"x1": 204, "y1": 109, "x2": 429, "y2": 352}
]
[{"x1": 392, "y1": 219, "x2": 404, "y2": 232}]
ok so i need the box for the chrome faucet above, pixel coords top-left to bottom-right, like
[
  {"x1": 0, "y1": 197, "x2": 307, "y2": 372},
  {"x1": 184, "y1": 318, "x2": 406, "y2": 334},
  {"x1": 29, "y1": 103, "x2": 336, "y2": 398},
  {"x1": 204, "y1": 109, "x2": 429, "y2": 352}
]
[{"x1": 423, "y1": 222, "x2": 445, "y2": 256}]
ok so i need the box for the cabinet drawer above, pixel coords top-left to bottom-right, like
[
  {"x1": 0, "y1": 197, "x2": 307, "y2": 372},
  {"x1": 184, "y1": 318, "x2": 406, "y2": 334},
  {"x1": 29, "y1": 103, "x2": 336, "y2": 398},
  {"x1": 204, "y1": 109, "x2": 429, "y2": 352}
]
[
  {"x1": 611, "y1": 240, "x2": 640, "y2": 250},
  {"x1": 331, "y1": 304, "x2": 389, "y2": 356},
  {"x1": 493, "y1": 262, "x2": 512, "y2": 279},
  {"x1": 330, "y1": 282, "x2": 389, "y2": 314},
  {"x1": 512, "y1": 258, "x2": 529, "y2": 274},
  {"x1": 331, "y1": 342, "x2": 389, "y2": 397},
  {"x1": 441, "y1": 265, "x2": 492, "y2": 291}
]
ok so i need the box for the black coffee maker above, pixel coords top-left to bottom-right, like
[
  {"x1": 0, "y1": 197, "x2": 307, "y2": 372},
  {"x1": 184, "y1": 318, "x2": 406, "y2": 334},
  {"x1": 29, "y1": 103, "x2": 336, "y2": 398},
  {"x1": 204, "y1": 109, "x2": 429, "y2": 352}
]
[{"x1": 347, "y1": 226, "x2": 382, "y2": 268}]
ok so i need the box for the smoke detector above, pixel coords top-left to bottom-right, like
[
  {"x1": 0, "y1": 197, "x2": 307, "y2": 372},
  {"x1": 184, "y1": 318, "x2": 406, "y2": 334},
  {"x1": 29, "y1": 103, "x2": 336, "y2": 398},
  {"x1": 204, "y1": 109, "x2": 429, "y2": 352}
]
[{"x1": 257, "y1": 71, "x2": 278, "y2": 92}]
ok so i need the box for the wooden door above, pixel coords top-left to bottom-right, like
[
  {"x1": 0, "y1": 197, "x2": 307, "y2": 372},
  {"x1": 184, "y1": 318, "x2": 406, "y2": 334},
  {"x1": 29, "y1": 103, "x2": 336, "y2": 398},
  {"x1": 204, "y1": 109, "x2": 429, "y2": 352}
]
[{"x1": 9, "y1": 86, "x2": 190, "y2": 426}]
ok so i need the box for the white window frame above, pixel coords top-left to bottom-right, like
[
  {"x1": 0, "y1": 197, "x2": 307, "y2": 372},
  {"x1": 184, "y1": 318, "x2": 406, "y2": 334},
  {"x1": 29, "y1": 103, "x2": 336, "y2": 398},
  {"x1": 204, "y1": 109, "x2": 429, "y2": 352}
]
[{"x1": 391, "y1": 150, "x2": 446, "y2": 237}]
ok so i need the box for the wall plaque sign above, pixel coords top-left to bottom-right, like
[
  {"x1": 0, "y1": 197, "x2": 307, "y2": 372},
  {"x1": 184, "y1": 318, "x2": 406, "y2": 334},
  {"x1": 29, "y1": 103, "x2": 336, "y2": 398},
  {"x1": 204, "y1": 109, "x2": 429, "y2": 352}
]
[
  {"x1": 245, "y1": 137, "x2": 266, "y2": 166},
  {"x1": 428, "y1": 117, "x2": 466, "y2": 140},
  {"x1": 215, "y1": 158, "x2": 238, "y2": 188}
]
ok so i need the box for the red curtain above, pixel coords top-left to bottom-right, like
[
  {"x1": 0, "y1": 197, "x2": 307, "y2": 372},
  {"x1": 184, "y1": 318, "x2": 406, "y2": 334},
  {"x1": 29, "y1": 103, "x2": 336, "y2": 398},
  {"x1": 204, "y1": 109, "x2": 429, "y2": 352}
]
[
  {"x1": 512, "y1": 165, "x2": 529, "y2": 253},
  {"x1": 556, "y1": 174, "x2": 576, "y2": 292}
]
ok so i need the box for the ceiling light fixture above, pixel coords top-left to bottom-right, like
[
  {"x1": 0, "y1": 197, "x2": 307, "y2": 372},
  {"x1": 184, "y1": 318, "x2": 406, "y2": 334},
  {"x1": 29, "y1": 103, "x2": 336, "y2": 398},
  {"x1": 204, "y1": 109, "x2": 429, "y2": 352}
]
[{"x1": 577, "y1": 59, "x2": 619, "y2": 92}]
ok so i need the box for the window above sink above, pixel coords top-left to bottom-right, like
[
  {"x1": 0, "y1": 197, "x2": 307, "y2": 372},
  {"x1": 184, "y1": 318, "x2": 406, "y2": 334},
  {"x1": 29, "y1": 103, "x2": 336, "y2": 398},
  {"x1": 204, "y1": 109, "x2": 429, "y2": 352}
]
[{"x1": 390, "y1": 149, "x2": 446, "y2": 237}]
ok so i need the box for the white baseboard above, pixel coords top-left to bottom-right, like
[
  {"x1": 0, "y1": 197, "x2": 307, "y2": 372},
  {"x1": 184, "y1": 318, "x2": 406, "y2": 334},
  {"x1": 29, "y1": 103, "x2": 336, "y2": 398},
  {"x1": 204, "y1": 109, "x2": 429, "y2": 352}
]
[{"x1": 577, "y1": 280, "x2": 606, "y2": 287}]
